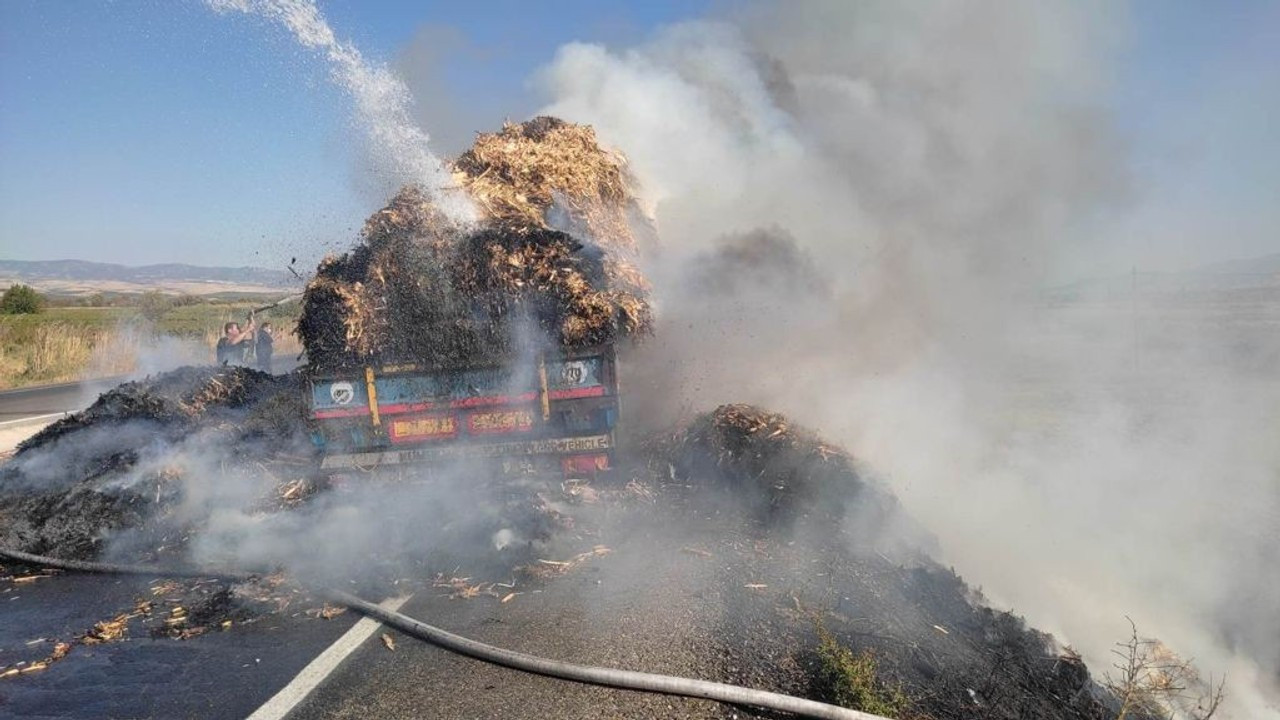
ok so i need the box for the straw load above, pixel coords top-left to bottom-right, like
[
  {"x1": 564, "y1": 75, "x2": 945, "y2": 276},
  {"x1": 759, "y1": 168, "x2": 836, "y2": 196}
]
[{"x1": 297, "y1": 117, "x2": 654, "y2": 370}]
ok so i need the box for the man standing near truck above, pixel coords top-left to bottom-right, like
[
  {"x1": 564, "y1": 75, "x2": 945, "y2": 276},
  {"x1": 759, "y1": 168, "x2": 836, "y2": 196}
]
[
  {"x1": 216, "y1": 314, "x2": 255, "y2": 365},
  {"x1": 255, "y1": 322, "x2": 275, "y2": 373}
]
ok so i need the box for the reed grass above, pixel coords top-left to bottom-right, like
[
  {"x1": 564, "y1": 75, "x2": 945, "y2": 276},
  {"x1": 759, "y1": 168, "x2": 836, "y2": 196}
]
[{"x1": 0, "y1": 300, "x2": 304, "y2": 389}]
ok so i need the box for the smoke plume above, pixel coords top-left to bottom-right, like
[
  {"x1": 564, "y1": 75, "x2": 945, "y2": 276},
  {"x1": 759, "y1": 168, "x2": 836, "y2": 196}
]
[{"x1": 534, "y1": 1, "x2": 1279, "y2": 715}]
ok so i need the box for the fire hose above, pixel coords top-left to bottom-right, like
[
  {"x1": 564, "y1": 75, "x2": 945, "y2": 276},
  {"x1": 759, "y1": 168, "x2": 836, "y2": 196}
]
[{"x1": 0, "y1": 547, "x2": 892, "y2": 720}]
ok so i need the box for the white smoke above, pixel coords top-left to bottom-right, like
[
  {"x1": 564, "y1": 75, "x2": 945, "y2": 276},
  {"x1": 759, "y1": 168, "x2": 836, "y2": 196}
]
[
  {"x1": 193, "y1": 0, "x2": 1278, "y2": 713},
  {"x1": 206, "y1": 0, "x2": 475, "y2": 223},
  {"x1": 535, "y1": 2, "x2": 1279, "y2": 716}
]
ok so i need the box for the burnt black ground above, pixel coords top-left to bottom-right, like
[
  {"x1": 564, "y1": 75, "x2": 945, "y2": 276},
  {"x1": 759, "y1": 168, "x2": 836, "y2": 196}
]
[
  {"x1": 285, "y1": 483, "x2": 1105, "y2": 720},
  {"x1": 0, "y1": 477, "x2": 1107, "y2": 720},
  {"x1": 0, "y1": 471, "x2": 1105, "y2": 717},
  {"x1": 0, "y1": 571, "x2": 359, "y2": 720}
]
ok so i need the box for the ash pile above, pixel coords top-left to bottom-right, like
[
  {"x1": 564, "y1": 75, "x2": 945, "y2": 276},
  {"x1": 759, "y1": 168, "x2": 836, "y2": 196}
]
[
  {"x1": 298, "y1": 116, "x2": 653, "y2": 371},
  {"x1": 622, "y1": 405, "x2": 1114, "y2": 720}
]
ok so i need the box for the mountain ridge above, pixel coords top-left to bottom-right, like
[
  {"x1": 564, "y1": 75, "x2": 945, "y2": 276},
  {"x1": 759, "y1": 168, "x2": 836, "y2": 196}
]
[{"x1": 0, "y1": 259, "x2": 293, "y2": 288}]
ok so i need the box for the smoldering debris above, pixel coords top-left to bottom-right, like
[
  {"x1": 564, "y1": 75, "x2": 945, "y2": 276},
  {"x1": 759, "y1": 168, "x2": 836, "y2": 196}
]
[
  {"x1": 642, "y1": 404, "x2": 933, "y2": 558},
  {"x1": 644, "y1": 403, "x2": 846, "y2": 513},
  {"x1": 297, "y1": 117, "x2": 653, "y2": 371},
  {"x1": 516, "y1": 545, "x2": 612, "y2": 581},
  {"x1": 1, "y1": 375, "x2": 1131, "y2": 718},
  {"x1": 19, "y1": 366, "x2": 291, "y2": 455},
  {"x1": 593, "y1": 408, "x2": 1111, "y2": 719},
  {"x1": 0, "y1": 366, "x2": 313, "y2": 560}
]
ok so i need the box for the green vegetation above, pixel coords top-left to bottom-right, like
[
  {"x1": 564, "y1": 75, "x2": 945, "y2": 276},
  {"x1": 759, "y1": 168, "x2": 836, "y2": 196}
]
[
  {"x1": 1, "y1": 306, "x2": 131, "y2": 329},
  {"x1": 0, "y1": 293, "x2": 302, "y2": 389},
  {"x1": 815, "y1": 623, "x2": 910, "y2": 717},
  {"x1": 163, "y1": 300, "x2": 296, "y2": 336},
  {"x1": 0, "y1": 321, "x2": 130, "y2": 387},
  {"x1": 1, "y1": 284, "x2": 43, "y2": 315}
]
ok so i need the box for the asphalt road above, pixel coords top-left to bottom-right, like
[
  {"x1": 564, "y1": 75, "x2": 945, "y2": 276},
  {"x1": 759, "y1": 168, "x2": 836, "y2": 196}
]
[
  {"x1": 0, "y1": 358, "x2": 303, "y2": 425},
  {"x1": 0, "y1": 497, "x2": 807, "y2": 720},
  {"x1": 286, "y1": 517, "x2": 769, "y2": 720},
  {"x1": 0, "y1": 377, "x2": 125, "y2": 424},
  {"x1": 0, "y1": 473, "x2": 1105, "y2": 719},
  {"x1": 0, "y1": 572, "x2": 361, "y2": 720}
]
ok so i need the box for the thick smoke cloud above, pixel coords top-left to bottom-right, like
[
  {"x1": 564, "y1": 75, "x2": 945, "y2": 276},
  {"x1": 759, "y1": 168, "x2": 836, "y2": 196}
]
[{"x1": 535, "y1": 1, "x2": 1279, "y2": 715}]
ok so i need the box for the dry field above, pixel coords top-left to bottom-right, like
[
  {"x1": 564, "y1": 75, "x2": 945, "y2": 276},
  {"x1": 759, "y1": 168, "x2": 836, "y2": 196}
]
[{"x1": 0, "y1": 303, "x2": 302, "y2": 389}]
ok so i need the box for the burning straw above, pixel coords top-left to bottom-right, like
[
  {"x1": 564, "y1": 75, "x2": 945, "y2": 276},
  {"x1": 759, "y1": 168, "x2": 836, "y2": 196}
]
[
  {"x1": 297, "y1": 117, "x2": 654, "y2": 370},
  {"x1": 453, "y1": 116, "x2": 649, "y2": 254}
]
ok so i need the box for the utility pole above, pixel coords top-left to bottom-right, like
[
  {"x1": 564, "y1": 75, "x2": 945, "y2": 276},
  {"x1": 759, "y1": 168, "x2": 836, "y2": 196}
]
[{"x1": 1131, "y1": 265, "x2": 1139, "y2": 373}]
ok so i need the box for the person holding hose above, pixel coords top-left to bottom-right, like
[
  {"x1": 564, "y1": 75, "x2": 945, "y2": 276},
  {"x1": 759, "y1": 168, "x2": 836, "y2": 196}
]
[{"x1": 215, "y1": 312, "x2": 255, "y2": 365}]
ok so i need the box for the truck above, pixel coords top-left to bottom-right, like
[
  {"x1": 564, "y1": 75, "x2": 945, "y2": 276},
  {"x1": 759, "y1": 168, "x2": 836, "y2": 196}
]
[{"x1": 308, "y1": 345, "x2": 621, "y2": 477}]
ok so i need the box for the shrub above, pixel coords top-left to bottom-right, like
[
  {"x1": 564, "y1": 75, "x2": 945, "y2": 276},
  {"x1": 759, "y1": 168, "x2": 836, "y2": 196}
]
[
  {"x1": 1, "y1": 284, "x2": 43, "y2": 314},
  {"x1": 137, "y1": 291, "x2": 175, "y2": 322},
  {"x1": 815, "y1": 624, "x2": 910, "y2": 717},
  {"x1": 1104, "y1": 618, "x2": 1225, "y2": 720}
]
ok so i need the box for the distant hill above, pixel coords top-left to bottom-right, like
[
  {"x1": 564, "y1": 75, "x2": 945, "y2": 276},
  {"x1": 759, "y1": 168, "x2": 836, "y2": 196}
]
[
  {"x1": 1050, "y1": 252, "x2": 1280, "y2": 302},
  {"x1": 0, "y1": 259, "x2": 297, "y2": 296},
  {"x1": 1191, "y1": 252, "x2": 1280, "y2": 277},
  {"x1": 0, "y1": 259, "x2": 292, "y2": 287}
]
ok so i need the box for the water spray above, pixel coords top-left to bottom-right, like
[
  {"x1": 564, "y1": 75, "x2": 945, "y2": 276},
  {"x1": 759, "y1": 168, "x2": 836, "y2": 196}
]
[{"x1": 206, "y1": 0, "x2": 475, "y2": 224}]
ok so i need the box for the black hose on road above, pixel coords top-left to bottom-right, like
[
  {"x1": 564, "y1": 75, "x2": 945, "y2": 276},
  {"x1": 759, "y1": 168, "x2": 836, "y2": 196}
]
[
  {"x1": 0, "y1": 547, "x2": 258, "y2": 582},
  {"x1": 1, "y1": 547, "x2": 893, "y2": 720},
  {"x1": 326, "y1": 588, "x2": 888, "y2": 720}
]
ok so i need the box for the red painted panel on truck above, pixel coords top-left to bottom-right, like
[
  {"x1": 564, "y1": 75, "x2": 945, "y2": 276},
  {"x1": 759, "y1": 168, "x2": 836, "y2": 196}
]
[{"x1": 389, "y1": 413, "x2": 458, "y2": 443}]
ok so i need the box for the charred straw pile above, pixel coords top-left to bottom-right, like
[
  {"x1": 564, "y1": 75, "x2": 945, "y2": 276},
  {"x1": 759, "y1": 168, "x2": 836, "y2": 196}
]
[
  {"x1": 298, "y1": 117, "x2": 653, "y2": 370},
  {"x1": 645, "y1": 404, "x2": 855, "y2": 510},
  {"x1": 18, "y1": 367, "x2": 292, "y2": 454},
  {"x1": 644, "y1": 405, "x2": 926, "y2": 546},
  {"x1": 0, "y1": 367, "x2": 312, "y2": 560}
]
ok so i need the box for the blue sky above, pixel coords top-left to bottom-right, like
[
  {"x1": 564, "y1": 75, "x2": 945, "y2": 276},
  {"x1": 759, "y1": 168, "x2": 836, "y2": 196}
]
[
  {"x1": 1102, "y1": 0, "x2": 1279, "y2": 275},
  {"x1": 0, "y1": 0, "x2": 706, "y2": 269},
  {"x1": 0, "y1": 1, "x2": 1275, "y2": 274}
]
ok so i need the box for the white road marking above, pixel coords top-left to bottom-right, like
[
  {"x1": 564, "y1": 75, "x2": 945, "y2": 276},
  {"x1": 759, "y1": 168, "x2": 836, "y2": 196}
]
[
  {"x1": 0, "y1": 413, "x2": 68, "y2": 454},
  {"x1": 245, "y1": 595, "x2": 412, "y2": 720},
  {"x1": 0, "y1": 412, "x2": 67, "y2": 429}
]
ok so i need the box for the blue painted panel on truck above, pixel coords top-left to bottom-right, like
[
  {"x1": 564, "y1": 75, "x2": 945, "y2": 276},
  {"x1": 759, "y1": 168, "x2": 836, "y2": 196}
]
[
  {"x1": 372, "y1": 369, "x2": 535, "y2": 410},
  {"x1": 381, "y1": 366, "x2": 529, "y2": 402},
  {"x1": 313, "y1": 357, "x2": 609, "y2": 416}
]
